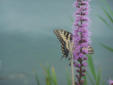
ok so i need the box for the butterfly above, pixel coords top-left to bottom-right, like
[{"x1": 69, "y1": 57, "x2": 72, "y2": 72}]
[{"x1": 54, "y1": 29, "x2": 94, "y2": 59}]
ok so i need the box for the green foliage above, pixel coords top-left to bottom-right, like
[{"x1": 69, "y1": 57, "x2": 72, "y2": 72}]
[
  {"x1": 98, "y1": 0, "x2": 113, "y2": 55},
  {"x1": 97, "y1": 15, "x2": 111, "y2": 29},
  {"x1": 51, "y1": 66, "x2": 58, "y2": 85},
  {"x1": 34, "y1": 60, "x2": 104, "y2": 85},
  {"x1": 101, "y1": 0, "x2": 113, "y2": 17},
  {"x1": 34, "y1": 66, "x2": 72, "y2": 85},
  {"x1": 97, "y1": 0, "x2": 113, "y2": 30},
  {"x1": 97, "y1": 8, "x2": 113, "y2": 29},
  {"x1": 41, "y1": 65, "x2": 58, "y2": 85},
  {"x1": 103, "y1": 8, "x2": 113, "y2": 24},
  {"x1": 87, "y1": 55, "x2": 96, "y2": 80},
  {"x1": 98, "y1": 0, "x2": 113, "y2": 29},
  {"x1": 96, "y1": 69, "x2": 102, "y2": 85},
  {"x1": 100, "y1": 43, "x2": 113, "y2": 53},
  {"x1": 87, "y1": 55, "x2": 103, "y2": 85}
]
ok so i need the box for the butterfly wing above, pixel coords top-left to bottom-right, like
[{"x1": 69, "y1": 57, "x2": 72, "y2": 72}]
[
  {"x1": 54, "y1": 29, "x2": 94, "y2": 58},
  {"x1": 54, "y1": 29, "x2": 72, "y2": 58}
]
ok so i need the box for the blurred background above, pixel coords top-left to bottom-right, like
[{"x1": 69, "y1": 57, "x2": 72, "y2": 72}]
[{"x1": 0, "y1": 0, "x2": 113, "y2": 85}]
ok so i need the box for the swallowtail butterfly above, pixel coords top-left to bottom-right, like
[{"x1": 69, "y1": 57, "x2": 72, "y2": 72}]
[{"x1": 54, "y1": 29, "x2": 93, "y2": 58}]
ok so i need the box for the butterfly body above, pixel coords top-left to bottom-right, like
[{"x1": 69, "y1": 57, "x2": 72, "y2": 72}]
[{"x1": 54, "y1": 29, "x2": 93, "y2": 59}]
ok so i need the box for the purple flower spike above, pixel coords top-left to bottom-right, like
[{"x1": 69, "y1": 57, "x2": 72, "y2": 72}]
[
  {"x1": 72, "y1": 0, "x2": 91, "y2": 85},
  {"x1": 109, "y1": 80, "x2": 113, "y2": 85},
  {"x1": 82, "y1": 62, "x2": 88, "y2": 67}
]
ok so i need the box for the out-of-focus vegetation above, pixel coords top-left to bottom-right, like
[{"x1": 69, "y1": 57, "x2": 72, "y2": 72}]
[
  {"x1": 34, "y1": 55, "x2": 104, "y2": 85},
  {"x1": 34, "y1": 65, "x2": 58, "y2": 85},
  {"x1": 98, "y1": 0, "x2": 113, "y2": 53}
]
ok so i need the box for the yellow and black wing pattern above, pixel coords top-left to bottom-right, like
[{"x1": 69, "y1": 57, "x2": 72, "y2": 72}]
[
  {"x1": 54, "y1": 29, "x2": 72, "y2": 58},
  {"x1": 54, "y1": 29, "x2": 94, "y2": 58}
]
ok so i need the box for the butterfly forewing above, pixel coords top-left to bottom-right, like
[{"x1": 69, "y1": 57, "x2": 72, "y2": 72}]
[{"x1": 54, "y1": 29, "x2": 72, "y2": 58}]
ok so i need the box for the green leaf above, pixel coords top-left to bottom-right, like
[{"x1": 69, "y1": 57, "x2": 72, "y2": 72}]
[
  {"x1": 97, "y1": 15, "x2": 111, "y2": 28},
  {"x1": 51, "y1": 66, "x2": 58, "y2": 85},
  {"x1": 101, "y1": 0, "x2": 113, "y2": 17},
  {"x1": 87, "y1": 55, "x2": 96, "y2": 80},
  {"x1": 96, "y1": 69, "x2": 101, "y2": 85},
  {"x1": 100, "y1": 43, "x2": 113, "y2": 53},
  {"x1": 103, "y1": 8, "x2": 113, "y2": 24},
  {"x1": 98, "y1": 0, "x2": 113, "y2": 29},
  {"x1": 41, "y1": 65, "x2": 52, "y2": 85}
]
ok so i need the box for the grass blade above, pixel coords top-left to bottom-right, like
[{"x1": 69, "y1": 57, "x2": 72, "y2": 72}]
[
  {"x1": 103, "y1": 8, "x2": 113, "y2": 24},
  {"x1": 41, "y1": 65, "x2": 52, "y2": 85},
  {"x1": 98, "y1": 0, "x2": 113, "y2": 29},
  {"x1": 51, "y1": 66, "x2": 58, "y2": 85},
  {"x1": 87, "y1": 55, "x2": 96, "y2": 80},
  {"x1": 96, "y1": 69, "x2": 101, "y2": 85},
  {"x1": 97, "y1": 15, "x2": 110, "y2": 26},
  {"x1": 97, "y1": 15, "x2": 112, "y2": 29},
  {"x1": 100, "y1": 43, "x2": 113, "y2": 53},
  {"x1": 101, "y1": 0, "x2": 113, "y2": 17}
]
